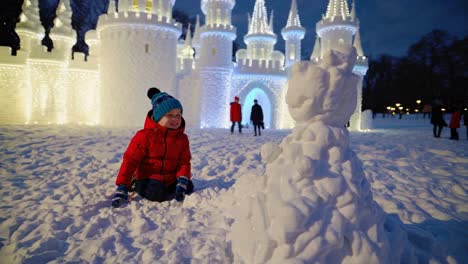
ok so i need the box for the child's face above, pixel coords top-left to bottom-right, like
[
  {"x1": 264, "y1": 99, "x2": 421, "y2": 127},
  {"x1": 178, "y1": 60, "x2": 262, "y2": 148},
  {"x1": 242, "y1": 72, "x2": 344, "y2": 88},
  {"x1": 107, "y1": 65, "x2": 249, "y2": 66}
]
[{"x1": 158, "y1": 108, "x2": 182, "y2": 129}]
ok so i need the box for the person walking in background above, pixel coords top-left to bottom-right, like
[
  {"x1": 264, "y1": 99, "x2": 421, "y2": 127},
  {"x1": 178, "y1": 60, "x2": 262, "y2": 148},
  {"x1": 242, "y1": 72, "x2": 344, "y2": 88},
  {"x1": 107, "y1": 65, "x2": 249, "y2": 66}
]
[
  {"x1": 449, "y1": 106, "x2": 461, "y2": 140},
  {"x1": 230, "y1": 96, "x2": 242, "y2": 134},
  {"x1": 111, "y1": 90, "x2": 193, "y2": 207},
  {"x1": 422, "y1": 104, "x2": 432, "y2": 119},
  {"x1": 250, "y1": 99, "x2": 264, "y2": 136},
  {"x1": 430, "y1": 98, "x2": 446, "y2": 138}
]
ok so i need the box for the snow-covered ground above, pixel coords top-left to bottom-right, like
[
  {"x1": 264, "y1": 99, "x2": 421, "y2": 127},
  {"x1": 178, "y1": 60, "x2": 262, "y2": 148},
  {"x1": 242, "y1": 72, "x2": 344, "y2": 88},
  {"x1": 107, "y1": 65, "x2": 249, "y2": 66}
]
[{"x1": 0, "y1": 116, "x2": 467, "y2": 263}]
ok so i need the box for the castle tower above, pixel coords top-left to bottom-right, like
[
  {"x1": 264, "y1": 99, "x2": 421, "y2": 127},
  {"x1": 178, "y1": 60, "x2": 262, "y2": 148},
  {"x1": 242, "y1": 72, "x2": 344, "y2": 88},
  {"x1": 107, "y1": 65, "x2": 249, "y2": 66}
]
[
  {"x1": 97, "y1": 0, "x2": 182, "y2": 126},
  {"x1": 281, "y1": 0, "x2": 305, "y2": 68},
  {"x1": 349, "y1": 23, "x2": 369, "y2": 130},
  {"x1": 198, "y1": 0, "x2": 236, "y2": 128},
  {"x1": 316, "y1": 0, "x2": 358, "y2": 57},
  {"x1": 232, "y1": 0, "x2": 288, "y2": 129},
  {"x1": 244, "y1": 0, "x2": 276, "y2": 61}
]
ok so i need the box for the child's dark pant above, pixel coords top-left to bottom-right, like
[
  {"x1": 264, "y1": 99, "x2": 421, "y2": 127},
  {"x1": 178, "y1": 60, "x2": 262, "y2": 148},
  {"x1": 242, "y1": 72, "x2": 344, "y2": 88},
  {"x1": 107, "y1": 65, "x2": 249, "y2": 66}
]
[{"x1": 135, "y1": 178, "x2": 194, "y2": 202}]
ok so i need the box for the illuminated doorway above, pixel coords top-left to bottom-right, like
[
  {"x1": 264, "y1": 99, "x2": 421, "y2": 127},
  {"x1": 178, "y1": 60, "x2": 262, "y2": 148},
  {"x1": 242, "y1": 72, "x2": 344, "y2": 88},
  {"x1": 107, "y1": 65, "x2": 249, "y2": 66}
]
[{"x1": 242, "y1": 88, "x2": 272, "y2": 128}]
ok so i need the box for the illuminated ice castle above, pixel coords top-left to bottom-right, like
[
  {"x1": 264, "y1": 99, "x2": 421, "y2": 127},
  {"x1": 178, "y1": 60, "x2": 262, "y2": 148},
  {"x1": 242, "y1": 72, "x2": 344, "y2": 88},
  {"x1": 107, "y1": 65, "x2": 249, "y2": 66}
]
[{"x1": 0, "y1": 0, "x2": 367, "y2": 130}]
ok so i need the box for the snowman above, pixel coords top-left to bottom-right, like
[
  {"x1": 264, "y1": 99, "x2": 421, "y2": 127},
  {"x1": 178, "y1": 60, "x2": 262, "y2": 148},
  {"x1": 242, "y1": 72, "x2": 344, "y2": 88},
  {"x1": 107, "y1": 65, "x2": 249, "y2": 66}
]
[{"x1": 229, "y1": 46, "x2": 416, "y2": 263}]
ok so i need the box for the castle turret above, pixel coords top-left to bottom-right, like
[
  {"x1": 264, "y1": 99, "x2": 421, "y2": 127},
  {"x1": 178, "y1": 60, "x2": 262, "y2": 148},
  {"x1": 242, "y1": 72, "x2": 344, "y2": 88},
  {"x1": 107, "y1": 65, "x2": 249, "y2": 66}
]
[
  {"x1": 349, "y1": 21, "x2": 369, "y2": 130},
  {"x1": 198, "y1": 0, "x2": 236, "y2": 128},
  {"x1": 244, "y1": 0, "x2": 276, "y2": 60},
  {"x1": 316, "y1": 0, "x2": 358, "y2": 56},
  {"x1": 281, "y1": 0, "x2": 305, "y2": 68},
  {"x1": 231, "y1": 0, "x2": 289, "y2": 129},
  {"x1": 234, "y1": 0, "x2": 285, "y2": 71},
  {"x1": 97, "y1": 0, "x2": 182, "y2": 126}
]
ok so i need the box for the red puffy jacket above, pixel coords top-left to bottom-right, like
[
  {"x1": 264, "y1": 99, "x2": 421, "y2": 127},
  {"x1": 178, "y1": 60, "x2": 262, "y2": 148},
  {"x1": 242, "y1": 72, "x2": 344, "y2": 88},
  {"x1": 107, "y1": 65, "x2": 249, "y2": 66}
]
[
  {"x1": 115, "y1": 112, "x2": 191, "y2": 187},
  {"x1": 230, "y1": 102, "x2": 242, "y2": 122},
  {"x1": 449, "y1": 111, "x2": 461, "y2": 128}
]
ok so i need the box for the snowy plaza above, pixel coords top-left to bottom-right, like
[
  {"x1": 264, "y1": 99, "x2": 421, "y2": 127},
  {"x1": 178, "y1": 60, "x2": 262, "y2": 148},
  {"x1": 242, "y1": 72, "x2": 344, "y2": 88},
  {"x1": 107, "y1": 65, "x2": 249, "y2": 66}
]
[{"x1": 0, "y1": 116, "x2": 467, "y2": 263}]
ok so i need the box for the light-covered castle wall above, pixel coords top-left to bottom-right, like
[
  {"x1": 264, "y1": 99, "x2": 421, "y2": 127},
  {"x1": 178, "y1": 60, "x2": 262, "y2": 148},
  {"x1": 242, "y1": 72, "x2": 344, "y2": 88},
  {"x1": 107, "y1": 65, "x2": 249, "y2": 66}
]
[
  {"x1": 176, "y1": 68, "x2": 202, "y2": 128},
  {"x1": 199, "y1": 67, "x2": 233, "y2": 128},
  {"x1": 0, "y1": 48, "x2": 30, "y2": 124},
  {"x1": 27, "y1": 35, "x2": 73, "y2": 124},
  {"x1": 198, "y1": 27, "x2": 236, "y2": 128},
  {"x1": 68, "y1": 52, "x2": 100, "y2": 125},
  {"x1": 3, "y1": 18, "x2": 100, "y2": 126}
]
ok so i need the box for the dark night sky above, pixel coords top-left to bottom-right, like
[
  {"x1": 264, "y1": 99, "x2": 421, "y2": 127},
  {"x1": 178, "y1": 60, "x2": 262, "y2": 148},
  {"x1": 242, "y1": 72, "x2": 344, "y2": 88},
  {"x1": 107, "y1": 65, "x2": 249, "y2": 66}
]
[{"x1": 173, "y1": 0, "x2": 468, "y2": 58}]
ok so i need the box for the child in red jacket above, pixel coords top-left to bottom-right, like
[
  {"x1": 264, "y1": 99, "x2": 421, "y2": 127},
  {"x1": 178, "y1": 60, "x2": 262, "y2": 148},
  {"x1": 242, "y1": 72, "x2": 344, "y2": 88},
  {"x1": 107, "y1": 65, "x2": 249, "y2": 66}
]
[{"x1": 112, "y1": 91, "x2": 193, "y2": 207}]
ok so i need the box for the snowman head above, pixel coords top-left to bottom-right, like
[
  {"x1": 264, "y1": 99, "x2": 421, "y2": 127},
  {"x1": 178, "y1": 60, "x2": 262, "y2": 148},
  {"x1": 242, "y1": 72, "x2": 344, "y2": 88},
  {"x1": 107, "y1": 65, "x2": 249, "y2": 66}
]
[{"x1": 286, "y1": 45, "x2": 359, "y2": 127}]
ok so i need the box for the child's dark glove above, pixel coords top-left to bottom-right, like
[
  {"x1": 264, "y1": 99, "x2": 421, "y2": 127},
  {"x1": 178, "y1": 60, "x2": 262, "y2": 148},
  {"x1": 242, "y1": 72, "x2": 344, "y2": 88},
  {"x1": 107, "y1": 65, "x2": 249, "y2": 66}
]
[
  {"x1": 111, "y1": 185, "x2": 129, "y2": 208},
  {"x1": 175, "y1": 176, "x2": 189, "y2": 202}
]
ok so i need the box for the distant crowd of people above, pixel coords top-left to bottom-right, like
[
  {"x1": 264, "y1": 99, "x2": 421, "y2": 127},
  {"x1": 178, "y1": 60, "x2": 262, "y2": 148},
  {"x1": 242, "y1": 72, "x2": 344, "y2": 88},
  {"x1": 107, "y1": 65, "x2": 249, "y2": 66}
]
[
  {"x1": 430, "y1": 97, "x2": 467, "y2": 141},
  {"x1": 373, "y1": 99, "x2": 467, "y2": 141}
]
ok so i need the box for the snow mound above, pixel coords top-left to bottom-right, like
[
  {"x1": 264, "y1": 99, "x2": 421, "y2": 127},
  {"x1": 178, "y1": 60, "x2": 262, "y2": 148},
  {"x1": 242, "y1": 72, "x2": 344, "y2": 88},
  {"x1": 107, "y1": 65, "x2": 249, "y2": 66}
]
[{"x1": 229, "y1": 46, "x2": 416, "y2": 263}]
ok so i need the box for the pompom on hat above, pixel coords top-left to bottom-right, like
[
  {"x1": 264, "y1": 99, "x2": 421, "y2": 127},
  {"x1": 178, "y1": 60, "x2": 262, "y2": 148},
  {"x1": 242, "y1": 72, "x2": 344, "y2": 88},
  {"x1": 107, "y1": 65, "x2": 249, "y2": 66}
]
[
  {"x1": 151, "y1": 92, "x2": 183, "y2": 122},
  {"x1": 147, "y1": 87, "x2": 160, "y2": 99}
]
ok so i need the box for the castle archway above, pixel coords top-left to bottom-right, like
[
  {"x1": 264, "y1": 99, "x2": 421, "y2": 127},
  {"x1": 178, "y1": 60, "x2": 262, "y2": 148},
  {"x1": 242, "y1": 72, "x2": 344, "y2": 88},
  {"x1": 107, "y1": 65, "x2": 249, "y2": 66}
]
[{"x1": 241, "y1": 87, "x2": 272, "y2": 129}]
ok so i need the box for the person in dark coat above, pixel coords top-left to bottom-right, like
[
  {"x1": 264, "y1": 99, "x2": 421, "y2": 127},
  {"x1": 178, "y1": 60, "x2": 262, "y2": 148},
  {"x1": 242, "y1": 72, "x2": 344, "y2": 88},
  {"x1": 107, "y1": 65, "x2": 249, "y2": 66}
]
[
  {"x1": 430, "y1": 99, "x2": 446, "y2": 138},
  {"x1": 250, "y1": 99, "x2": 264, "y2": 136},
  {"x1": 230, "y1": 96, "x2": 242, "y2": 134}
]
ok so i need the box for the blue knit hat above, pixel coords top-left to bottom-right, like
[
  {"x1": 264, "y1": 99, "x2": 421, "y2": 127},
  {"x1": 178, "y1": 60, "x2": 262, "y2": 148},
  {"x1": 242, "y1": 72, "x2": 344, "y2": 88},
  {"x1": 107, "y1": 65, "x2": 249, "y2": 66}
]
[{"x1": 151, "y1": 92, "x2": 183, "y2": 121}]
